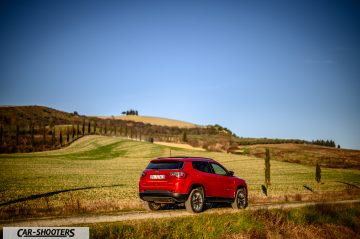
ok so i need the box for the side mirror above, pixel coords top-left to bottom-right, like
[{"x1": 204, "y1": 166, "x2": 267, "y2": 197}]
[{"x1": 228, "y1": 171, "x2": 234, "y2": 176}]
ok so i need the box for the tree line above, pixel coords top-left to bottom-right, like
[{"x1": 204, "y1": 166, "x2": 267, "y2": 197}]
[
  {"x1": 311, "y1": 139, "x2": 336, "y2": 148},
  {"x1": 0, "y1": 117, "x2": 213, "y2": 153},
  {"x1": 122, "y1": 109, "x2": 138, "y2": 116}
]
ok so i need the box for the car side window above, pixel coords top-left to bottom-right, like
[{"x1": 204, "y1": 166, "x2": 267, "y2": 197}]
[
  {"x1": 210, "y1": 163, "x2": 227, "y2": 176},
  {"x1": 192, "y1": 161, "x2": 212, "y2": 173}
]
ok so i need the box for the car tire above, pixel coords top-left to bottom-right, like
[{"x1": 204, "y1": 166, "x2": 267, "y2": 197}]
[
  {"x1": 185, "y1": 188, "x2": 205, "y2": 213},
  {"x1": 231, "y1": 188, "x2": 247, "y2": 209},
  {"x1": 144, "y1": 201, "x2": 161, "y2": 211}
]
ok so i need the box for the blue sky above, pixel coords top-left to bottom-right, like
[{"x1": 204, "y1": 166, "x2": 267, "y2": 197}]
[{"x1": 1, "y1": 0, "x2": 359, "y2": 149}]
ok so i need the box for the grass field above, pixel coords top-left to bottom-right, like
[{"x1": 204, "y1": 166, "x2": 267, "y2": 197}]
[
  {"x1": 99, "y1": 115, "x2": 199, "y2": 128},
  {"x1": 240, "y1": 144, "x2": 360, "y2": 169},
  {"x1": 88, "y1": 202, "x2": 360, "y2": 239},
  {"x1": 0, "y1": 136, "x2": 359, "y2": 219}
]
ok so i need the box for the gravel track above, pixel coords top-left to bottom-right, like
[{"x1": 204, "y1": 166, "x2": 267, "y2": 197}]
[{"x1": 1, "y1": 199, "x2": 359, "y2": 227}]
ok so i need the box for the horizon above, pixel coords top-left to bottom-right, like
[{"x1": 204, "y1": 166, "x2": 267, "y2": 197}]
[{"x1": 1, "y1": 0, "x2": 359, "y2": 150}]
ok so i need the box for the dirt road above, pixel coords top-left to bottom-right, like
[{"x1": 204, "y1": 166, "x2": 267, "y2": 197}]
[{"x1": 1, "y1": 199, "x2": 359, "y2": 227}]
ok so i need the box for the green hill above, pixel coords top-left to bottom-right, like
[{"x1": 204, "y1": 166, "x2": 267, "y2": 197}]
[
  {"x1": 1, "y1": 105, "x2": 357, "y2": 170},
  {"x1": 0, "y1": 105, "x2": 210, "y2": 153}
]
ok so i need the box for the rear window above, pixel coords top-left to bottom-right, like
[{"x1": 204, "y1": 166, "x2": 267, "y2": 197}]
[
  {"x1": 192, "y1": 161, "x2": 212, "y2": 173},
  {"x1": 146, "y1": 161, "x2": 184, "y2": 170}
]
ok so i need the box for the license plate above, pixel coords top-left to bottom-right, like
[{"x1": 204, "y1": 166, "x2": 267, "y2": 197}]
[{"x1": 150, "y1": 175, "x2": 165, "y2": 180}]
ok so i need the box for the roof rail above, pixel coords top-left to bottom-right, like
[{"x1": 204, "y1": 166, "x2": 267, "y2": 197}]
[{"x1": 157, "y1": 156, "x2": 212, "y2": 160}]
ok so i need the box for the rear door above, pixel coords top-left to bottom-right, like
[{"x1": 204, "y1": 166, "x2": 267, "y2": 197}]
[
  {"x1": 209, "y1": 162, "x2": 234, "y2": 198},
  {"x1": 192, "y1": 161, "x2": 218, "y2": 197}
]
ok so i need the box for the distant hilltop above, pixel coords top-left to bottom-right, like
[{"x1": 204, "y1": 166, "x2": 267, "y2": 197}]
[{"x1": 99, "y1": 115, "x2": 200, "y2": 128}]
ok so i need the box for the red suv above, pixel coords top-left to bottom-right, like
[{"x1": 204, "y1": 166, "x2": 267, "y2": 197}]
[{"x1": 139, "y1": 156, "x2": 248, "y2": 213}]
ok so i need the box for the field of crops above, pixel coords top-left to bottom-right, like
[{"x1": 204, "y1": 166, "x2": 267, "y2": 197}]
[
  {"x1": 0, "y1": 135, "x2": 359, "y2": 219},
  {"x1": 99, "y1": 115, "x2": 198, "y2": 128}
]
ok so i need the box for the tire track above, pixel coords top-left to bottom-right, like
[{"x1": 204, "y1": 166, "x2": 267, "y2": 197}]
[{"x1": 1, "y1": 199, "x2": 359, "y2": 227}]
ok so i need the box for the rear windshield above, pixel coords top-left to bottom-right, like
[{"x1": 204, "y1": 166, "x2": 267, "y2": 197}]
[{"x1": 146, "y1": 161, "x2": 184, "y2": 170}]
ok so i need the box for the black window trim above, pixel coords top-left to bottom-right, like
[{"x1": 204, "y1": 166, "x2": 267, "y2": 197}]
[{"x1": 146, "y1": 161, "x2": 185, "y2": 170}]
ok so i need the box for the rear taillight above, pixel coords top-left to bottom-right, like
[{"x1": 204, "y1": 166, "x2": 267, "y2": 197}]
[
  {"x1": 141, "y1": 171, "x2": 146, "y2": 177},
  {"x1": 169, "y1": 172, "x2": 187, "y2": 179}
]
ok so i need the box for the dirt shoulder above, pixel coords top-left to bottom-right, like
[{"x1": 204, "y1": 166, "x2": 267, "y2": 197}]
[{"x1": 1, "y1": 199, "x2": 359, "y2": 227}]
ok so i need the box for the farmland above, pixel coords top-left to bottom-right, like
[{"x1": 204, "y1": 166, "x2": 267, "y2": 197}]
[
  {"x1": 99, "y1": 115, "x2": 199, "y2": 128},
  {"x1": 240, "y1": 143, "x2": 360, "y2": 169},
  {"x1": 0, "y1": 135, "x2": 359, "y2": 219}
]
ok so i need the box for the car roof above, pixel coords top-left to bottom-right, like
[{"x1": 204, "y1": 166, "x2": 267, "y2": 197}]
[{"x1": 153, "y1": 156, "x2": 215, "y2": 162}]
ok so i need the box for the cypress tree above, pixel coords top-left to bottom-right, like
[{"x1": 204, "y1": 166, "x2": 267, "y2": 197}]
[
  {"x1": 42, "y1": 125, "x2": 46, "y2": 149},
  {"x1": 119, "y1": 124, "x2": 123, "y2": 136},
  {"x1": 82, "y1": 120, "x2": 85, "y2": 136},
  {"x1": 52, "y1": 128, "x2": 56, "y2": 147},
  {"x1": 60, "y1": 129, "x2": 63, "y2": 146},
  {"x1": 30, "y1": 123, "x2": 34, "y2": 147},
  {"x1": 72, "y1": 124, "x2": 75, "y2": 140},
  {"x1": 182, "y1": 131, "x2": 187, "y2": 142},
  {"x1": 88, "y1": 121, "x2": 91, "y2": 134},
  {"x1": 16, "y1": 125, "x2": 19, "y2": 147},
  {"x1": 265, "y1": 148, "x2": 271, "y2": 187},
  {"x1": 316, "y1": 163, "x2": 321, "y2": 183},
  {"x1": 0, "y1": 125, "x2": 3, "y2": 146},
  {"x1": 77, "y1": 122, "x2": 80, "y2": 138},
  {"x1": 66, "y1": 127, "x2": 70, "y2": 143}
]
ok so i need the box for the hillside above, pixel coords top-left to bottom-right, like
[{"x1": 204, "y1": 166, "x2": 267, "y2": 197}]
[
  {"x1": 0, "y1": 105, "x2": 84, "y2": 126},
  {"x1": 0, "y1": 105, "x2": 212, "y2": 153},
  {"x1": 100, "y1": 115, "x2": 199, "y2": 128},
  {"x1": 239, "y1": 143, "x2": 360, "y2": 169},
  {"x1": 1, "y1": 105, "x2": 357, "y2": 171}
]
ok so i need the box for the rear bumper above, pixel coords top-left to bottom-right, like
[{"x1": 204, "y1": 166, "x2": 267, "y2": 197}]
[{"x1": 139, "y1": 190, "x2": 188, "y2": 203}]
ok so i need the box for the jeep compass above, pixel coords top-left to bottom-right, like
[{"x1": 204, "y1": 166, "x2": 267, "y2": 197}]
[{"x1": 139, "y1": 156, "x2": 248, "y2": 213}]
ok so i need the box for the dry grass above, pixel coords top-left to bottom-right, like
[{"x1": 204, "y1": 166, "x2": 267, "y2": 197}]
[
  {"x1": 87, "y1": 202, "x2": 360, "y2": 239},
  {"x1": 99, "y1": 115, "x2": 199, "y2": 128},
  {"x1": 241, "y1": 143, "x2": 360, "y2": 169}
]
